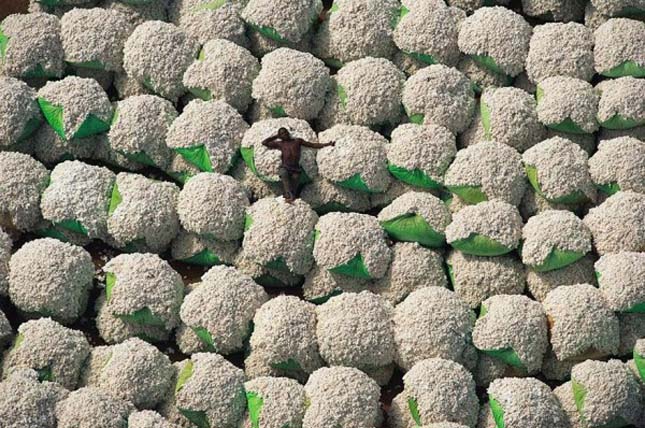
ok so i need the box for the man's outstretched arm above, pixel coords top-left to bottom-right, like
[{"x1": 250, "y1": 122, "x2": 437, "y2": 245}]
[
  {"x1": 261, "y1": 135, "x2": 282, "y2": 149},
  {"x1": 298, "y1": 139, "x2": 336, "y2": 148}
]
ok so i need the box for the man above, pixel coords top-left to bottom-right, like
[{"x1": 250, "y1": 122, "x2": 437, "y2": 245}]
[{"x1": 262, "y1": 127, "x2": 335, "y2": 202}]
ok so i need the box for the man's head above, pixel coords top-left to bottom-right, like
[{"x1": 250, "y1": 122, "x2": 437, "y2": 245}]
[{"x1": 277, "y1": 127, "x2": 290, "y2": 140}]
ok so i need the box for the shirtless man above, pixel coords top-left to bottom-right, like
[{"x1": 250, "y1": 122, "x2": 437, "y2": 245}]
[{"x1": 262, "y1": 127, "x2": 335, "y2": 202}]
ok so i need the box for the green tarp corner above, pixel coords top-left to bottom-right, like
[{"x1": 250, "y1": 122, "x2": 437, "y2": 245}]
[
  {"x1": 181, "y1": 248, "x2": 221, "y2": 266},
  {"x1": 175, "y1": 145, "x2": 214, "y2": 173},
  {"x1": 329, "y1": 253, "x2": 372, "y2": 279},
  {"x1": 38, "y1": 97, "x2": 66, "y2": 140},
  {"x1": 388, "y1": 164, "x2": 443, "y2": 190},
  {"x1": 450, "y1": 233, "x2": 512, "y2": 257},
  {"x1": 530, "y1": 248, "x2": 585, "y2": 272},
  {"x1": 246, "y1": 391, "x2": 263, "y2": 428},
  {"x1": 446, "y1": 184, "x2": 488, "y2": 204},
  {"x1": 381, "y1": 212, "x2": 445, "y2": 248},
  {"x1": 489, "y1": 396, "x2": 506, "y2": 428}
]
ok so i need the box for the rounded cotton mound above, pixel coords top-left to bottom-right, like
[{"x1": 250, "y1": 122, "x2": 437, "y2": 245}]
[
  {"x1": 107, "y1": 172, "x2": 180, "y2": 253},
  {"x1": 523, "y1": 137, "x2": 596, "y2": 204},
  {"x1": 458, "y1": 6, "x2": 532, "y2": 78},
  {"x1": 0, "y1": 229, "x2": 11, "y2": 298},
  {"x1": 55, "y1": 387, "x2": 133, "y2": 428},
  {"x1": 0, "y1": 77, "x2": 42, "y2": 149},
  {"x1": 458, "y1": 57, "x2": 513, "y2": 95},
  {"x1": 446, "y1": 201, "x2": 522, "y2": 256},
  {"x1": 243, "y1": 197, "x2": 317, "y2": 275},
  {"x1": 387, "y1": 123, "x2": 457, "y2": 190},
  {"x1": 372, "y1": 242, "x2": 448, "y2": 305},
  {"x1": 394, "y1": 3, "x2": 464, "y2": 68},
  {"x1": 0, "y1": 152, "x2": 49, "y2": 232},
  {"x1": 589, "y1": 137, "x2": 645, "y2": 195},
  {"x1": 161, "y1": 353, "x2": 246, "y2": 428},
  {"x1": 521, "y1": 0, "x2": 586, "y2": 21},
  {"x1": 474, "y1": 295, "x2": 548, "y2": 373},
  {"x1": 444, "y1": 141, "x2": 527, "y2": 206},
  {"x1": 316, "y1": 292, "x2": 395, "y2": 381},
  {"x1": 84, "y1": 338, "x2": 174, "y2": 409},
  {"x1": 32, "y1": 125, "x2": 98, "y2": 164},
  {"x1": 0, "y1": 313, "x2": 10, "y2": 352},
  {"x1": 526, "y1": 255, "x2": 596, "y2": 302},
  {"x1": 596, "y1": 252, "x2": 645, "y2": 313},
  {"x1": 179, "y1": 265, "x2": 268, "y2": 354},
  {"x1": 129, "y1": 411, "x2": 180, "y2": 428},
  {"x1": 171, "y1": 229, "x2": 239, "y2": 268},
  {"x1": 101, "y1": 253, "x2": 184, "y2": 336},
  {"x1": 378, "y1": 192, "x2": 450, "y2": 248},
  {"x1": 183, "y1": 39, "x2": 259, "y2": 113},
  {"x1": 300, "y1": 179, "x2": 371, "y2": 214},
  {"x1": 583, "y1": 191, "x2": 645, "y2": 254},
  {"x1": 571, "y1": 359, "x2": 643, "y2": 427},
  {"x1": 169, "y1": 0, "x2": 247, "y2": 46},
  {"x1": 536, "y1": 76, "x2": 600, "y2": 134},
  {"x1": 178, "y1": 172, "x2": 249, "y2": 241},
  {"x1": 543, "y1": 284, "x2": 619, "y2": 361},
  {"x1": 301, "y1": 264, "x2": 368, "y2": 303},
  {"x1": 241, "y1": 118, "x2": 319, "y2": 182},
  {"x1": 480, "y1": 87, "x2": 546, "y2": 152},
  {"x1": 316, "y1": 125, "x2": 391, "y2": 193},
  {"x1": 521, "y1": 210, "x2": 592, "y2": 272},
  {"x1": 313, "y1": 212, "x2": 392, "y2": 280},
  {"x1": 393, "y1": 287, "x2": 476, "y2": 371},
  {"x1": 9, "y1": 238, "x2": 93, "y2": 323},
  {"x1": 123, "y1": 21, "x2": 199, "y2": 101},
  {"x1": 303, "y1": 366, "x2": 382, "y2": 428},
  {"x1": 594, "y1": 18, "x2": 645, "y2": 77},
  {"x1": 233, "y1": 249, "x2": 303, "y2": 289},
  {"x1": 252, "y1": 48, "x2": 330, "y2": 120},
  {"x1": 312, "y1": 0, "x2": 399, "y2": 66},
  {"x1": 242, "y1": 0, "x2": 322, "y2": 45},
  {"x1": 0, "y1": 13, "x2": 64, "y2": 79},
  {"x1": 40, "y1": 160, "x2": 115, "y2": 240},
  {"x1": 394, "y1": 358, "x2": 479, "y2": 427},
  {"x1": 402, "y1": 64, "x2": 475, "y2": 133},
  {"x1": 2, "y1": 318, "x2": 89, "y2": 389},
  {"x1": 596, "y1": 77, "x2": 645, "y2": 130},
  {"x1": 108, "y1": 95, "x2": 177, "y2": 170},
  {"x1": 487, "y1": 377, "x2": 567, "y2": 428},
  {"x1": 60, "y1": 8, "x2": 132, "y2": 72},
  {"x1": 0, "y1": 369, "x2": 68, "y2": 428},
  {"x1": 245, "y1": 296, "x2": 323, "y2": 381},
  {"x1": 243, "y1": 376, "x2": 306, "y2": 428},
  {"x1": 526, "y1": 23, "x2": 595, "y2": 84},
  {"x1": 166, "y1": 99, "x2": 248, "y2": 174},
  {"x1": 447, "y1": 250, "x2": 526, "y2": 309}
]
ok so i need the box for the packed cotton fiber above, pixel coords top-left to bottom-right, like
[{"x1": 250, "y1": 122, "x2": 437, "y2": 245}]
[
  {"x1": 447, "y1": 250, "x2": 526, "y2": 309},
  {"x1": 487, "y1": 377, "x2": 567, "y2": 428},
  {"x1": 55, "y1": 387, "x2": 134, "y2": 428},
  {"x1": 526, "y1": 255, "x2": 596, "y2": 302},
  {"x1": 230, "y1": 161, "x2": 283, "y2": 201},
  {"x1": 0, "y1": 77, "x2": 42, "y2": 149},
  {"x1": 245, "y1": 296, "x2": 323, "y2": 382},
  {"x1": 252, "y1": 48, "x2": 330, "y2": 120},
  {"x1": 168, "y1": 0, "x2": 247, "y2": 46},
  {"x1": 0, "y1": 229, "x2": 10, "y2": 296},
  {"x1": 394, "y1": 2, "x2": 464, "y2": 68},
  {"x1": 589, "y1": 137, "x2": 645, "y2": 195},
  {"x1": 106, "y1": 172, "x2": 180, "y2": 253},
  {"x1": 92, "y1": 133, "x2": 145, "y2": 172},
  {"x1": 301, "y1": 264, "x2": 368, "y2": 303},
  {"x1": 0, "y1": 13, "x2": 65, "y2": 80},
  {"x1": 129, "y1": 411, "x2": 181, "y2": 428},
  {"x1": 123, "y1": 21, "x2": 199, "y2": 101},
  {"x1": 234, "y1": 250, "x2": 303, "y2": 289},
  {"x1": 37, "y1": 76, "x2": 113, "y2": 141},
  {"x1": 543, "y1": 283, "x2": 619, "y2": 361},
  {"x1": 596, "y1": 252, "x2": 645, "y2": 313},
  {"x1": 536, "y1": 76, "x2": 600, "y2": 134},
  {"x1": 183, "y1": 39, "x2": 259, "y2": 113},
  {"x1": 108, "y1": 95, "x2": 177, "y2": 170},
  {"x1": 444, "y1": 141, "x2": 527, "y2": 206},
  {"x1": 32, "y1": 126, "x2": 98, "y2": 164},
  {"x1": 594, "y1": 18, "x2": 645, "y2": 78},
  {"x1": 596, "y1": 77, "x2": 645, "y2": 130},
  {"x1": 242, "y1": 0, "x2": 322, "y2": 45},
  {"x1": 2, "y1": 318, "x2": 90, "y2": 389},
  {"x1": 402, "y1": 64, "x2": 475, "y2": 133},
  {"x1": 590, "y1": 0, "x2": 645, "y2": 17},
  {"x1": 9, "y1": 238, "x2": 93, "y2": 324},
  {"x1": 480, "y1": 87, "x2": 546, "y2": 152},
  {"x1": 246, "y1": 27, "x2": 313, "y2": 58},
  {"x1": 103, "y1": 0, "x2": 168, "y2": 28},
  {"x1": 617, "y1": 313, "x2": 645, "y2": 356},
  {"x1": 0, "y1": 152, "x2": 49, "y2": 232},
  {"x1": 113, "y1": 70, "x2": 152, "y2": 99},
  {"x1": 312, "y1": 0, "x2": 399, "y2": 66},
  {"x1": 240, "y1": 118, "x2": 319, "y2": 182},
  {"x1": 387, "y1": 123, "x2": 457, "y2": 190},
  {"x1": 160, "y1": 353, "x2": 246, "y2": 428},
  {"x1": 583, "y1": 191, "x2": 645, "y2": 254},
  {"x1": 179, "y1": 265, "x2": 268, "y2": 354},
  {"x1": 457, "y1": 57, "x2": 513, "y2": 95},
  {"x1": 393, "y1": 287, "x2": 477, "y2": 371},
  {"x1": 458, "y1": 6, "x2": 532, "y2": 78},
  {"x1": 316, "y1": 125, "x2": 391, "y2": 193},
  {"x1": 0, "y1": 308, "x2": 11, "y2": 347},
  {"x1": 547, "y1": 129, "x2": 597, "y2": 156},
  {"x1": 303, "y1": 366, "x2": 382, "y2": 428},
  {"x1": 60, "y1": 8, "x2": 132, "y2": 72},
  {"x1": 525, "y1": 22, "x2": 595, "y2": 84},
  {"x1": 313, "y1": 212, "x2": 392, "y2": 280},
  {"x1": 242, "y1": 377, "x2": 306, "y2": 428},
  {"x1": 300, "y1": 179, "x2": 371, "y2": 214},
  {"x1": 521, "y1": 0, "x2": 586, "y2": 21}
]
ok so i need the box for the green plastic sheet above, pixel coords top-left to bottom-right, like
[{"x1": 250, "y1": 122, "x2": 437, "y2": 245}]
[
  {"x1": 601, "y1": 61, "x2": 645, "y2": 78},
  {"x1": 241, "y1": 146, "x2": 260, "y2": 176},
  {"x1": 471, "y1": 54, "x2": 506, "y2": 76},
  {"x1": 381, "y1": 213, "x2": 445, "y2": 248},
  {"x1": 105, "y1": 272, "x2": 116, "y2": 303},
  {"x1": 108, "y1": 183, "x2": 122, "y2": 216},
  {"x1": 175, "y1": 360, "x2": 194, "y2": 393},
  {"x1": 269, "y1": 105, "x2": 287, "y2": 118},
  {"x1": 73, "y1": 113, "x2": 110, "y2": 139},
  {"x1": 530, "y1": 248, "x2": 585, "y2": 272},
  {"x1": 391, "y1": 4, "x2": 409, "y2": 29},
  {"x1": 600, "y1": 113, "x2": 644, "y2": 130},
  {"x1": 450, "y1": 233, "x2": 512, "y2": 257},
  {"x1": 597, "y1": 182, "x2": 620, "y2": 196},
  {"x1": 329, "y1": 253, "x2": 372, "y2": 279},
  {"x1": 635, "y1": 350, "x2": 645, "y2": 381},
  {"x1": 24, "y1": 63, "x2": 58, "y2": 79},
  {"x1": 481, "y1": 100, "x2": 492, "y2": 140},
  {"x1": 188, "y1": 87, "x2": 213, "y2": 101},
  {"x1": 337, "y1": 83, "x2": 348, "y2": 108},
  {"x1": 249, "y1": 23, "x2": 287, "y2": 43},
  {"x1": 572, "y1": 379, "x2": 587, "y2": 420},
  {"x1": 324, "y1": 57, "x2": 344, "y2": 69},
  {"x1": 388, "y1": 164, "x2": 442, "y2": 190},
  {"x1": 122, "y1": 151, "x2": 157, "y2": 168},
  {"x1": 36, "y1": 0, "x2": 61, "y2": 6},
  {"x1": 192, "y1": 326, "x2": 217, "y2": 352},
  {"x1": 315, "y1": 202, "x2": 350, "y2": 215},
  {"x1": 625, "y1": 301, "x2": 645, "y2": 314},
  {"x1": 179, "y1": 408, "x2": 210, "y2": 428},
  {"x1": 246, "y1": 391, "x2": 263, "y2": 428},
  {"x1": 265, "y1": 256, "x2": 291, "y2": 273},
  {"x1": 408, "y1": 113, "x2": 424, "y2": 125},
  {"x1": 546, "y1": 117, "x2": 589, "y2": 134},
  {"x1": 407, "y1": 397, "x2": 422, "y2": 427},
  {"x1": 489, "y1": 397, "x2": 505, "y2": 428},
  {"x1": 180, "y1": 249, "x2": 221, "y2": 266},
  {"x1": 405, "y1": 51, "x2": 437, "y2": 66},
  {"x1": 37, "y1": 366, "x2": 54, "y2": 383},
  {"x1": 38, "y1": 97, "x2": 66, "y2": 139},
  {"x1": 446, "y1": 184, "x2": 487, "y2": 204},
  {"x1": 337, "y1": 172, "x2": 373, "y2": 193},
  {"x1": 481, "y1": 348, "x2": 524, "y2": 369},
  {"x1": 55, "y1": 219, "x2": 88, "y2": 236},
  {"x1": 196, "y1": 0, "x2": 226, "y2": 11},
  {"x1": 175, "y1": 145, "x2": 214, "y2": 172},
  {"x1": 0, "y1": 26, "x2": 8, "y2": 59},
  {"x1": 526, "y1": 165, "x2": 588, "y2": 205},
  {"x1": 309, "y1": 288, "x2": 342, "y2": 305},
  {"x1": 118, "y1": 307, "x2": 166, "y2": 327},
  {"x1": 271, "y1": 358, "x2": 302, "y2": 372}
]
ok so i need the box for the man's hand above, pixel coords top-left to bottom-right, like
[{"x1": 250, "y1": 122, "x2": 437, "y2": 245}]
[{"x1": 327, "y1": 141, "x2": 336, "y2": 147}]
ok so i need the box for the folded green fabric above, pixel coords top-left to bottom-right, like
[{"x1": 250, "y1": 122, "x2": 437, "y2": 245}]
[{"x1": 381, "y1": 212, "x2": 445, "y2": 248}]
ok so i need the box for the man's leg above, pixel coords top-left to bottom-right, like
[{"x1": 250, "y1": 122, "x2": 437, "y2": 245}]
[
  {"x1": 278, "y1": 167, "x2": 295, "y2": 201},
  {"x1": 289, "y1": 171, "x2": 301, "y2": 200}
]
